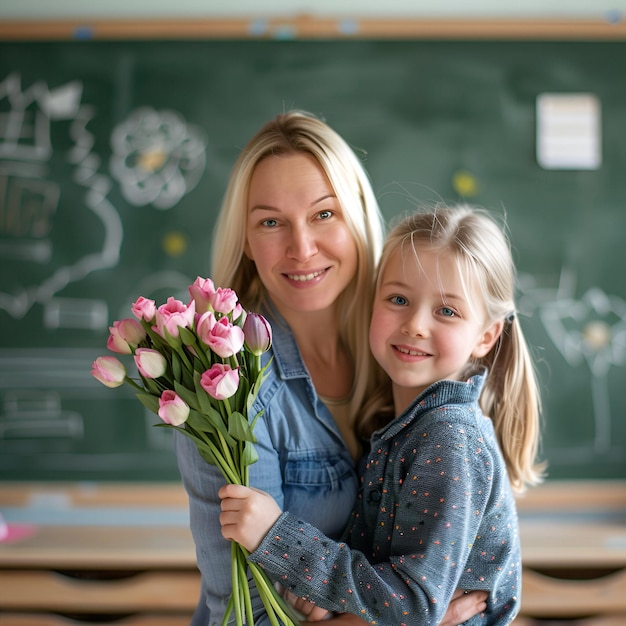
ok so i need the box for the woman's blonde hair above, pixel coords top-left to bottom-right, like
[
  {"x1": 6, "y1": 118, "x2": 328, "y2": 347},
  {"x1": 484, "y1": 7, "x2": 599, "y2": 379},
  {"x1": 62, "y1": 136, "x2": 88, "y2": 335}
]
[
  {"x1": 359, "y1": 204, "x2": 546, "y2": 494},
  {"x1": 210, "y1": 110, "x2": 386, "y2": 419}
]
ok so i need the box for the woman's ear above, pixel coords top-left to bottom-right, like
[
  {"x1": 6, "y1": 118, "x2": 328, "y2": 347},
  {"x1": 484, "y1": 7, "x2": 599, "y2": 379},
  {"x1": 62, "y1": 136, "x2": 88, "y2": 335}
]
[
  {"x1": 472, "y1": 320, "x2": 504, "y2": 359},
  {"x1": 244, "y1": 241, "x2": 252, "y2": 259}
]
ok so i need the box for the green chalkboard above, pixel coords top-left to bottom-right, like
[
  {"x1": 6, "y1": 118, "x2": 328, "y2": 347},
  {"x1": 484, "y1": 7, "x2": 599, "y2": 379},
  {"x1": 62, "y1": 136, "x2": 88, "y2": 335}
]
[{"x1": 0, "y1": 39, "x2": 624, "y2": 481}]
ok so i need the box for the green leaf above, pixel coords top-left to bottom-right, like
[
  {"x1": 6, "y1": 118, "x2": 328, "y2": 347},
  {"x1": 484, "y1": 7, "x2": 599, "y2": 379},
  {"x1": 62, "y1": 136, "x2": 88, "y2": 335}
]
[
  {"x1": 240, "y1": 441, "x2": 259, "y2": 467},
  {"x1": 174, "y1": 381, "x2": 200, "y2": 411},
  {"x1": 163, "y1": 325, "x2": 183, "y2": 349},
  {"x1": 172, "y1": 352, "x2": 182, "y2": 382},
  {"x1": 178, "y1": 326, "x2": 197, "y2": 346},
  {"x1": 228, "y1": 411, "x2": 256, "y2": 442},
  {"x1": 186, "y1": 408, "x2": 217, "y2": 434},
  {"x1": 142, "y1": 376, "x2": 163, "y2": 395},
  {"x1": 136, "y1": 392, "x2": 160, "y2": 415},
  {"x1": 193, "y1": 371, "x2": 215, "y2": 416}
]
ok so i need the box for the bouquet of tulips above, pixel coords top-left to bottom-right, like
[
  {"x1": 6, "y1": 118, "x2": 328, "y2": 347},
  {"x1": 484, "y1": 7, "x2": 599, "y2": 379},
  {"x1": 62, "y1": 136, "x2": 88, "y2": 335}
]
[{"x1": 91, "y1": 276, "x2": 298, "y2": 626}]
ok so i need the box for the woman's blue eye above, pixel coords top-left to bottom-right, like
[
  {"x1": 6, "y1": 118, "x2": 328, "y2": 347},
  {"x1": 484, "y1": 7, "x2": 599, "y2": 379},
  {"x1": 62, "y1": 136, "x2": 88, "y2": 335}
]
[
  {"x1": 261, "y1": 219, "x2": 277, "y2": 228},
  {"x1": 440, "y1": 306, "x2": 455, "y2": 317},
  {"x1": 390, "y1": 295, "x2": 408, "y2": 306},
  {"x1": 318, "y1": 210, "x2": 332, "y2": 220}
]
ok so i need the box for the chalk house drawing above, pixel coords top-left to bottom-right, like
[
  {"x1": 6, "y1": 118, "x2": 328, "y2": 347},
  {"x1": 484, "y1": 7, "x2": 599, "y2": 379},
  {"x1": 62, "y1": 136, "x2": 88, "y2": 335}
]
[
  {"x1": 109, "y1": 107, "x2": 207, "y2": 210},
  {"x1": 0, "y1": 72, "x2": 122, "y2": 322},
  {"x1": 540, "y1": 283, "x2": 626, "y2": 453}
]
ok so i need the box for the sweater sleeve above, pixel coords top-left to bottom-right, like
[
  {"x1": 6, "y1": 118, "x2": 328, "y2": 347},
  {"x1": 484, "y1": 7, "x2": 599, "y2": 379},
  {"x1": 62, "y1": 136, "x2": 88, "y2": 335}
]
[{"x1": 249, "y1": 415, "x2": 495, "y2": 625}]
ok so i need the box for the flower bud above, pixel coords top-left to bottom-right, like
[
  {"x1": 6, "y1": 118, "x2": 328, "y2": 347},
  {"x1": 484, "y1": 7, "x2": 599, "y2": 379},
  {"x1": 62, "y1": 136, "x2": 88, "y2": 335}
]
[
  {"x1": 158, "y1": 390, "x2": 190, "y2": 426},
  {"x1": 200, "y1": 363, "x2": 239, "y2": 400},
  {"x1": 134, "y1": 348, "x2": 167, "y2": 379},
  {"x1": 211, "y1": 287, "x2": 238, "y2": 315},
  {"x1": 189, "y1": 276, "x2": 216, "y2": 315},
  {"x1": 206, "y1": 317, "x2": 245, "y2": 359},
  {"x1": 243, "y1": 313, "x2": 272, "y2": 356},
  {"x1": 153, "y1": 297, "x2": 196, "y2": 339},
  {"x1": 107, "y1": 318, "x2": 146, "y2": 354},
  {"x1": 91, "y1": 356, "x2": 126, "y2": 388},
  {"x1": 131, "y1": 296, "x2": 156, "y2": 322}
]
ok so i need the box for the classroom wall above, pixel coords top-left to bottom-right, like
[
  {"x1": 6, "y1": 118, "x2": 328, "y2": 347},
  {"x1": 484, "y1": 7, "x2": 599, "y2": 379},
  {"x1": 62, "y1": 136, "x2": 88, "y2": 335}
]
[{"x1": 1, "y1": 0, "x2": 626, "y2": 19}]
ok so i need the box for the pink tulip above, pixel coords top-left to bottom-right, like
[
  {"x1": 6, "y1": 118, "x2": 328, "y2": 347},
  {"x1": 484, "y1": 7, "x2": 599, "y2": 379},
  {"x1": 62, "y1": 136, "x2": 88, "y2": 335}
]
[
  {"x1": 211, "y1": 287, "x2": 238, "y2": 315},
  {"x1": 158, "y1": 390, "x2": 190, "y2": 426},
  {"x1": 206, "y1": 316, "x2": 245, "y2": 358},
  {"x1": 188, "y1": 276, "x2": 216, "y2": 315},
  {"x1": 200, "y1": 363, "x2": 239, "y2": 400},
  {"x1": 107, "y1": 318, "x2": 146, "y2": 354},
  {"x1": 231, "y1": 303, "x2": 244, "y2": 321},
  {"x1": 131, "y1": 296, "x2": 156, "y2": 322},
  {"x1": 243, "y1": 313, "x2": 272, "y2": 356},
  {"x1": 196, "y1": 311, "x2": 217, "y2": 344},
  {"x1": 153, "y1": 297, "x2": 196, "y2": 339},
  {"x1": 91, "y1": 356, "x2": 126, "y2": 388},
  {"x1": 134, "y1": 348, "x2": 167, "y2": 379}
]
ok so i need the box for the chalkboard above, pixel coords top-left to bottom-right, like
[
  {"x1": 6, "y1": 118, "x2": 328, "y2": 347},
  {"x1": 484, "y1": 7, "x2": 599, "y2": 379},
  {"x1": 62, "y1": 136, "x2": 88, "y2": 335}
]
[{"x1": 1, "y1": 39, "x2": 624, "y2": 481}]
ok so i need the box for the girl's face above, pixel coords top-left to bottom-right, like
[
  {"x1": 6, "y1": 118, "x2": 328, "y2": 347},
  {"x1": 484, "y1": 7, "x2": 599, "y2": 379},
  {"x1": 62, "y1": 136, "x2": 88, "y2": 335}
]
[
  {"x1": 369, "y1": 246, "x2": 502, "y2": 415},
  {"x1": 245, "y1": 152, "x2": 358, "y2": 322}
]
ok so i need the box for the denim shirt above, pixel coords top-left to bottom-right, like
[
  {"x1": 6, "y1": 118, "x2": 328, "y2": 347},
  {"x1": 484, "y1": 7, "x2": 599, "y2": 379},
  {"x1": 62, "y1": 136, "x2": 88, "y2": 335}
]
[{"x1": 174, "y1": 306, "x2": 358, "y2": 626}]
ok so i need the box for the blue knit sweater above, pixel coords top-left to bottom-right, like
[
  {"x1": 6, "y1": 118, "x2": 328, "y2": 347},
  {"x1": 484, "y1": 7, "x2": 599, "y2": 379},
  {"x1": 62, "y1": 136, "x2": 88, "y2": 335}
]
[{"x1": 249, "y1": 371, "x2": 521, "y2": 625}]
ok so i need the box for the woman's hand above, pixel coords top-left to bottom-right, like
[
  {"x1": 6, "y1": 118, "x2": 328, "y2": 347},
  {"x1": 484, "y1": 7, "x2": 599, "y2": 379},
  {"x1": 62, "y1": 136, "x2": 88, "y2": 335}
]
[
  {"x1": 440, "y1": 589, "x2": 488, "y2": 626},
  {"x1": 219, "y1": 483, "x2": 283, "y2": 552}
]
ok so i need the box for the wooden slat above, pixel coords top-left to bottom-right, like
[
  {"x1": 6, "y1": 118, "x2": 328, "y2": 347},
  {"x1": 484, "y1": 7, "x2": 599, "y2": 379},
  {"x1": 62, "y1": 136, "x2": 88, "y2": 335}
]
[
  {"x1": 0, "y1": 482, "x2": 188, "y2": 508},
  {"x1": 1, "y1": 17, "x2": 626, "y2": 41},
  {"x1": 0, "y1": 526, "x2": 196, "y2": 569},
  {"x1": 0, "y1": 614, "x2": 193, "y2": 626},
  {"x1": 520, "y1": 567, "x2": 626, "y2": 618},
  {"x1": 0, "y1": 570, "x2": 200, "y2": 612}
]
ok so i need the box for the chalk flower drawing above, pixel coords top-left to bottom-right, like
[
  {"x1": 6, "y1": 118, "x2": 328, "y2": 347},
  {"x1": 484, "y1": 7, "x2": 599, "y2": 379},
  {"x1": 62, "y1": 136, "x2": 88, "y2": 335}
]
[
  {"x1": 109, "y1": 107, "x2": 206, "y2": 210},
  {"x1": 540, "y1": 287, "x2": 626, "y2": 451}
]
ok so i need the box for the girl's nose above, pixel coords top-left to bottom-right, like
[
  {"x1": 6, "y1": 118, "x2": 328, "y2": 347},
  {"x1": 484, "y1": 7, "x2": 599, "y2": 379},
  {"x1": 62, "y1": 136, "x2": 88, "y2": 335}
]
[
  {"x1": 402, "y1": 309, "x2": 429, "y2": 337},
  {"x1": 287, "y1": 226, "x2": 318, "y2": 261}
]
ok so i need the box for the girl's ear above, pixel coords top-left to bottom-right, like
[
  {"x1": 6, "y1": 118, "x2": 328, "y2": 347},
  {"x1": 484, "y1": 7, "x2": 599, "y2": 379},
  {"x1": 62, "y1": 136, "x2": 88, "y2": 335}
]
[{"x1": 472, "y1": 320, "x2": 504, "y2": 359}]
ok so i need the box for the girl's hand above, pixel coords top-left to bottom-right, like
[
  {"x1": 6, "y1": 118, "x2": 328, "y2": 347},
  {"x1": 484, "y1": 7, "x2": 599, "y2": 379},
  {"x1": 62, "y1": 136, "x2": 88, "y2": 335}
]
[
  {"x1": 218, "y1": 483, "x2": 282, "y2": 552},
  {"x1": 282, "y1": 589, "x2": 333, "y2": 622}
]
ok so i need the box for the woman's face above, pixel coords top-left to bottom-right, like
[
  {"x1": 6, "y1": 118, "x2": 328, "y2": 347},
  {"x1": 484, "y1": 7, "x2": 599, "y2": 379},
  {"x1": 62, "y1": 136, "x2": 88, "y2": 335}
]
[{"x1": 245, "y1": 152, "x2": 359, "y2": 321}]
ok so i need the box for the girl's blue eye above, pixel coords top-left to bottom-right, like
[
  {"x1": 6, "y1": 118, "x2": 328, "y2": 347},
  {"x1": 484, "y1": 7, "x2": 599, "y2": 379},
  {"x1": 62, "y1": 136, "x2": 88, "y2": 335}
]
[
  {"x1": 261, "y1": 219, "x2": 277, "y2": 228},
  {"x1": 318, "y1": 210, "x2": 332, "y2": 220},
  {"x1": 390, "y1": 295, "x2": 408, "y2": 306},
  {"x1": 440, "y1": 306, "x2": 456, "y2": 317}
]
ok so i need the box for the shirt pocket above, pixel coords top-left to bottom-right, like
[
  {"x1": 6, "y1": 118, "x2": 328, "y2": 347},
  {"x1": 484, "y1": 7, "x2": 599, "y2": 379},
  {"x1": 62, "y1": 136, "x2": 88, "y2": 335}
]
[{"x1": 283, "y1": 453, "x2": 358, "y2": 539}]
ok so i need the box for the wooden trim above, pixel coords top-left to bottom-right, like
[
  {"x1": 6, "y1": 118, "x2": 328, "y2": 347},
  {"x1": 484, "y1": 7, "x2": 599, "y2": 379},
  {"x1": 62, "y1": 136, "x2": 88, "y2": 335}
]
[
  {"x1": 515, "y1": 479, "x2": 626, "y2": 513},
  {"x1": 0, "y1": 482, "x2": 187, "y2": 508},
  {"x1": 521, "y1": 567, "x2": 626, "y2": 617},
  {"x1": 0, "y1": 570, "x2": 199, "y2": 612},
  {"x1": 1, "y1": 17, "x2": 626, "y2": 41}
]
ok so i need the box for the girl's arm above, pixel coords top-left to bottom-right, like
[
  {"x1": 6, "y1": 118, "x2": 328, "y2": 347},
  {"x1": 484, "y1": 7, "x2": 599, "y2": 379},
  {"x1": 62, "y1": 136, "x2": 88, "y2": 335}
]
[{"x1": 219, "y1": 484, "x2": 489, "y2": 626}]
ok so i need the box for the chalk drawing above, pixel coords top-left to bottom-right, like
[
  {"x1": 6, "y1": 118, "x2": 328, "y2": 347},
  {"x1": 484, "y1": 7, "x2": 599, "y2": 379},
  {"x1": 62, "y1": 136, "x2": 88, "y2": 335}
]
[
  {"x1": 109, "y1": 107, "x2": 207, "y2": 210},
  {"x1": 520, "y1": 266, "x2": 626, "y2": 456},
  {"x1": 0, "y1": 73, "x2": 122, "y2": 322}
]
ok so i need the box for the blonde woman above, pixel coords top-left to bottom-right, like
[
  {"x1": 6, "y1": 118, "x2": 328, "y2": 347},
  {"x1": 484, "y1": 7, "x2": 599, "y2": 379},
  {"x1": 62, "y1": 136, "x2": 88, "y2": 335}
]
[{"x1": 176, "y1": 114, "x2": 488, "y2": 626}]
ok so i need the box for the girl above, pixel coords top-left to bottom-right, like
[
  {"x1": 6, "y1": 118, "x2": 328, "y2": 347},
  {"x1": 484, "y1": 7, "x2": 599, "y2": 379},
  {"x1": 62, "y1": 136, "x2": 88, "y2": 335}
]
[
  {"x1": 175, "y1": 113, "x2": 486, "y2": 625},
  {"x1": 219, "y1": 204, "x2": 545, "y2": 625}
]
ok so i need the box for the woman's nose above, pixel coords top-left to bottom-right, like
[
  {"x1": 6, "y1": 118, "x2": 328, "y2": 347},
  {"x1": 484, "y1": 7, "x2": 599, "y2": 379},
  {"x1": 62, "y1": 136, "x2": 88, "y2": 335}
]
[{"x1": 287, "y1": 226, "x2": 318, "y2": 261}]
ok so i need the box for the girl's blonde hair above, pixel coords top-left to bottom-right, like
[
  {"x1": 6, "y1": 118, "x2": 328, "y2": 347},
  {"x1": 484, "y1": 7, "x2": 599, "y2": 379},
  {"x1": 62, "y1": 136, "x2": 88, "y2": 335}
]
[
  {"x1": 359, "y1": 204, "x2": 546, "y2": 494},
  {"x1": 210, "y1": 110, "x2": 386, "y2": 419}
]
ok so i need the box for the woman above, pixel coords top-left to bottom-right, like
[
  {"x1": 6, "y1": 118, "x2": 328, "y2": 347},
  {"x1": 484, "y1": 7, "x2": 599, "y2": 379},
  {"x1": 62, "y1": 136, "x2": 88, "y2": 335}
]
[{"x1": 175, "y1": 111, "x2": 487, "y2": 625}]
